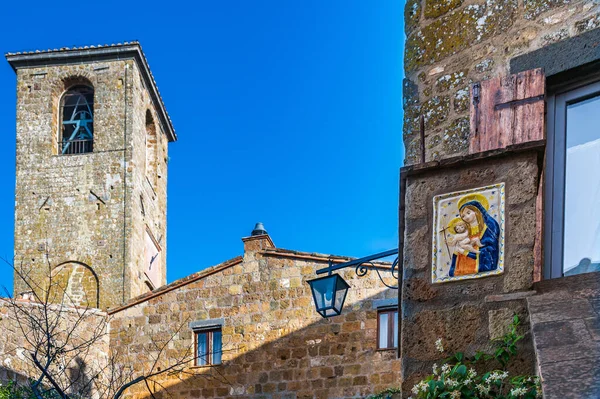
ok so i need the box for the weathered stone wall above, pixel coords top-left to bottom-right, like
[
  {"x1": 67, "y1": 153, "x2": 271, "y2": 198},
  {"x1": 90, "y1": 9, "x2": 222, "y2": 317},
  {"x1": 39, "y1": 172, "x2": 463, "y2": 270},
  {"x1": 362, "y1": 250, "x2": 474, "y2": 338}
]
[
  {"x1": 0, "y1": 299, "x2": 109, "y2": 397},
  {"x1": 403, "y1": 0, "x2": 600, "y2": 164},
  {"x1": 129, "y1": 63, "x2": 169, "y2": 294},
  {"x1": 400, "y1": 151, "x2": 541, "y2": 390},
  {"x1": 109, "y1": 237, "x2": 401, "y2": 399},
  {"x1": 401, "y1": 1, "x2": 600, "y2": 393},
  {"x1": 12, "y1": 57, "x2": 169, "y2": 310}
]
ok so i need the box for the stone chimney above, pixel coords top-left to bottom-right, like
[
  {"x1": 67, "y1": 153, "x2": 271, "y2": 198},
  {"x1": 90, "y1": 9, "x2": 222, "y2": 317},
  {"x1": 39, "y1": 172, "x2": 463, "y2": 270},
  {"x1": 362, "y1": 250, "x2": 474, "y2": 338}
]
[{"x1": 242, "y1": 222, "x2": 275, "y2": 253}]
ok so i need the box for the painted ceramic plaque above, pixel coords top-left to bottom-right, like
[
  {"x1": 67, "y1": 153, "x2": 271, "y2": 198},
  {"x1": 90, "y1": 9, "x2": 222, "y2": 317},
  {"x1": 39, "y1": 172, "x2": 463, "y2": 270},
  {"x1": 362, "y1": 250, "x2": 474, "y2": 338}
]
[{"x1": 431, "y1": 183, "x2": 505, "y2": 283}]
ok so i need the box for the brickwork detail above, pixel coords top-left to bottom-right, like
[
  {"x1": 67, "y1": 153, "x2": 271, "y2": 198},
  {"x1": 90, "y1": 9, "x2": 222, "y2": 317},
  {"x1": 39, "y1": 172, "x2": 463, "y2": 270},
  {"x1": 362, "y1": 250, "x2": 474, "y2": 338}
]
[
  {"x1": 109, "y1": 240, "x2": 400, "y2": 399},
  {"x1": 403, "y1": 0, "x2": 600, "y2": 164},
  {"x1": 10, "y1": 54, "x2": 171, "y2": 310}
]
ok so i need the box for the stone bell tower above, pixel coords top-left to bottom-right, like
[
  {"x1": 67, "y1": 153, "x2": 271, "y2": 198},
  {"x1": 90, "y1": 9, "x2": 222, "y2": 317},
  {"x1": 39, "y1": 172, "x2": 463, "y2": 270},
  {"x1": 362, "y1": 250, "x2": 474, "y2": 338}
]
[{"x1": 6, "y1": 42, "x2": 177, "y2": 310}]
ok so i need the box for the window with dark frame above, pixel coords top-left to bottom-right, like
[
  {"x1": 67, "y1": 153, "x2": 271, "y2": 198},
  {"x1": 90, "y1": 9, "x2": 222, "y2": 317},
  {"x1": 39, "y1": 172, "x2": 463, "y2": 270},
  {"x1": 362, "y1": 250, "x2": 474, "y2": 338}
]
[
  {"x1": 60, "y1": 85, "x2": 94, "y2": 155},
  {"x1": 194, "y1": 327, "x2": 222, "y2": 366},
  {"x1": 546, "y1": 79, "x2": 600, "y2": 279},
  {"x1": 377, "y1": 308, "x2": 398, "y2": 350}
]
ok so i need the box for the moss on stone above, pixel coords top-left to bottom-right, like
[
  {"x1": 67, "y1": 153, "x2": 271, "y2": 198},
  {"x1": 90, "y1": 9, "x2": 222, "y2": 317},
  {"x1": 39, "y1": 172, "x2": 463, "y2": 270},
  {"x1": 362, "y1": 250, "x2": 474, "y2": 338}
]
[
  {"x1": 422, "y1": 96, "x2": 450, "y2": 130},
  {"x1": 453, "y1": 87, "x2": 470, "y2": 113},
  {"x1": 524, "y1": 0, "x2": 571, "y2": 20},
  {"x1": 405, "y1": 0, "x2": 517, "y2": 72},
  {"x1": 542, "y1": 27, "x2": 569, "y2": 45},
  {"x1": 435, "y1": 70, "x2": 468, "y2": 93},
  {"x1": 404, "y1": 137, "x2": 421, "y2": 165},
  {"x1": 405, "y1": 0, "x2": 422, "y2": 34},
  {"x1": 474, "y1": 58, "x2": 494, "y2": 73},
  {"x1": 442, "y1": 117, "x2": 470, "y2": 154},
  {"x1": 575, "y1": 14, "x2": 600, "y2": 34},
  {"x1": 424, "y1": 0, "x2": 463, "y2": 19},
  {"x1": 403, "y1": 104, "x2": 421, "y2": 142},
  {"x1": 426, "y1": 133, "x2": 441, "y2": 149},
  {"x1": 403, "y1": 78, "x2": 419, "y2": 108}
]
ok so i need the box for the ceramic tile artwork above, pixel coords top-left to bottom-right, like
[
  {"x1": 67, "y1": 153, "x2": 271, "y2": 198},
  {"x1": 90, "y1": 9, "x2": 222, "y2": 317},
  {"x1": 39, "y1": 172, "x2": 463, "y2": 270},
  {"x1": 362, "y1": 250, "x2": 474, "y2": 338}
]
[{"x1": 432, "y1": 183, "x2": 505, "y2": 283}]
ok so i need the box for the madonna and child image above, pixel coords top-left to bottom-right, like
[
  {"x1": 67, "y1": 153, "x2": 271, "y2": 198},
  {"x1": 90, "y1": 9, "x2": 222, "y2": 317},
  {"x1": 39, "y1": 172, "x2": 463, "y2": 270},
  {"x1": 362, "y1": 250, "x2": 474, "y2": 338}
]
[{"x1": 431, "y1": 183, "x2": 505, "y2": 283}]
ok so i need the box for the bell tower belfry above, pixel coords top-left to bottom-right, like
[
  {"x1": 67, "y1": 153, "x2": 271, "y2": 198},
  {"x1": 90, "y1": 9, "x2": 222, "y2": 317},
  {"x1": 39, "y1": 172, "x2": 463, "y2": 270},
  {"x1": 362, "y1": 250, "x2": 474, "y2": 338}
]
[{"x1": 6, "y1": 42, "x2": 177, "y2": 310}]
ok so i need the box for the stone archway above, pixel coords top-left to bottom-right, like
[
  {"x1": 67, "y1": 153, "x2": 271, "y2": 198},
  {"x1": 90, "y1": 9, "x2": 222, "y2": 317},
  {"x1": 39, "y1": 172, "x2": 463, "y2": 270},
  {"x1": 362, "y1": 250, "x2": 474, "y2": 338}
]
[{"x1": 50, "y1": 262, "x2": 99, "y2": 308}]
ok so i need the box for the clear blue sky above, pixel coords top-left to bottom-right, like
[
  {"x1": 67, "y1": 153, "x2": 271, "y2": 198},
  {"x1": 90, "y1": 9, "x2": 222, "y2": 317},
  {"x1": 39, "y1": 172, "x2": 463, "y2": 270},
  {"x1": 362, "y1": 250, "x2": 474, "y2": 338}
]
[{"x1": 0, "y1": 1, "x2": 405, "y2": 292}]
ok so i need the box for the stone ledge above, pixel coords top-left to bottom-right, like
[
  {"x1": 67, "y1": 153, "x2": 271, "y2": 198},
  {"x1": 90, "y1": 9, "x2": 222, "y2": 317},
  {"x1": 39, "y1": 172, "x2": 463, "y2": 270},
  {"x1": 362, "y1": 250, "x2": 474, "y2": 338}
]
[
  {"x1": 485, "y1": 290, "x2": 536, "y2": 303},
  {"x1": 400, "y1": 139, "x2": 545, "y2": 177},
  {"x1": 527, "y1": 272, "x2": 600, "y2": 399}
]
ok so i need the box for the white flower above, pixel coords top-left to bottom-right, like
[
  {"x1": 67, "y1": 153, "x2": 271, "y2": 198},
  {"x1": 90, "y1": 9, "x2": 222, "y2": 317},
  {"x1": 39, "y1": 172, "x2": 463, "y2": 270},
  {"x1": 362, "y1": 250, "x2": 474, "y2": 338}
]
[
  {"x1": 435, "y1": 338, "x2": 444, "y2": 352},
  {"x1": 411, "y1": 381, "x2": 428, "y2": 395},
  {"x1": 476, "y1": 384, "x2": 490, "y2": 395},
  {"x1": 468, "y1": 368, "x2": 477, "y2": 378},
  {"x1": 486, "y1": 370, "x2": 509, "y2": 382},
  {"x1": 450, "y1": 391, "x2": 461, "y2": 399},
  {"x1": 445, "y1": 378, "x2": 458, "y2": 388},
  {"x1": 510, "y1": 387, "x2": 528, "y2": 396},
  {"x1": 441, "y1": 363, "x2": 450, "y2": 374},
  {"x1": 432, "y1": 363, "x2": 439, "y2": 375}
]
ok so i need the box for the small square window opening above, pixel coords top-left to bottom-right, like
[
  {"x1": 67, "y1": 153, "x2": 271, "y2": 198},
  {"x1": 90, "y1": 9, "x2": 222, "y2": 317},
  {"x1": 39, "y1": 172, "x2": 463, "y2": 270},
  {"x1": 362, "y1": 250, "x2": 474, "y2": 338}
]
[
  {"x1": 377, "y1": 308, "x2": 398, "y2": 350},
  {"x1": 194, "y1": 327, "x2": 222, "y2": 366}
]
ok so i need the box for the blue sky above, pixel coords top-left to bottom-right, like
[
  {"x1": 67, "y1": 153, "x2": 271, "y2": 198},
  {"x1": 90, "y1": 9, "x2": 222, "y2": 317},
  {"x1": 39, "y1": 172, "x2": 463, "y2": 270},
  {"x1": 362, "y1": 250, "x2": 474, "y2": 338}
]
[{"x1": 0, "y1": 1, "x2": 404, "y2": 292}]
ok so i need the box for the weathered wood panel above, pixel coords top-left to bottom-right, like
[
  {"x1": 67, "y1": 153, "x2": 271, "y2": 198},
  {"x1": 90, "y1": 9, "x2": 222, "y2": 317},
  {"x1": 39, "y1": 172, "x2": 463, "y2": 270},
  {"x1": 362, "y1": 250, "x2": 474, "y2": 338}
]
[
  {"x1": 533, "y1": 169, "x2": 544, "y2": 283},
  {"x1": 470, "y1": 68, "x2": 545, "y2": 153}
]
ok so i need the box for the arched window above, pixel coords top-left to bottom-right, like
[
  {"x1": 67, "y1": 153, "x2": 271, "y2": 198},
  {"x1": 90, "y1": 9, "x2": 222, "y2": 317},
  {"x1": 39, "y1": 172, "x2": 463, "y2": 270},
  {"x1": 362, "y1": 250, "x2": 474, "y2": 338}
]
[
  {"x1": 145, "y1": 110, "x2": 157, "y2": 185},
  {"x1": 60, "y1": 85, "x2": 94, "y2": 154}
]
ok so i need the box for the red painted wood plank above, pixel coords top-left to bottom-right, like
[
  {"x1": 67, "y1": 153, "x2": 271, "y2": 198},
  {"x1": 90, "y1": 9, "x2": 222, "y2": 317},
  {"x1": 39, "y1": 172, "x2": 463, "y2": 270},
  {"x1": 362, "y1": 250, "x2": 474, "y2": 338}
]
[{"x1": 469, "y1": 68, "x2": 545, "y2": 154}]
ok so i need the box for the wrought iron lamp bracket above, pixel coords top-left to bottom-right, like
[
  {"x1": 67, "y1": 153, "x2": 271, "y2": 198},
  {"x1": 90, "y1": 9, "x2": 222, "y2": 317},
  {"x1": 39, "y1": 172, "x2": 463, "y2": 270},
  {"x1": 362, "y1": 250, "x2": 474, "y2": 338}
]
[{"x1": 316, "y1": 249, "x2": 399, "y2": 289}]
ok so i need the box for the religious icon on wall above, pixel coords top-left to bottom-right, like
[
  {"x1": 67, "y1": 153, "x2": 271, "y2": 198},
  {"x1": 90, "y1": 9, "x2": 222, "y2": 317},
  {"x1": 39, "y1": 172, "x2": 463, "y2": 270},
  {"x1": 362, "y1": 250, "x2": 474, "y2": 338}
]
[{"x1": 432, "y1": 183, "x2": 505, "y2": 283}]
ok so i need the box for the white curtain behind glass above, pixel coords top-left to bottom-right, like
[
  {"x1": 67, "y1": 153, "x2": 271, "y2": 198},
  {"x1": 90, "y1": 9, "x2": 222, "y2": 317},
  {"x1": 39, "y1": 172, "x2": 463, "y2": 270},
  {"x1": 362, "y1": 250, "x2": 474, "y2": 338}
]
[{"x1": 564, "y1": 96, "x2": 600, "y2": 274}]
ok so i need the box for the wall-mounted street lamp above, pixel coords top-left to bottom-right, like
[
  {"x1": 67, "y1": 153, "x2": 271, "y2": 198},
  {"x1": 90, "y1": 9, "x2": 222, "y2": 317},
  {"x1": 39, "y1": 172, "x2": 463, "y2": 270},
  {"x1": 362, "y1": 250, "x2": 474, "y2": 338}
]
[{"x1": 306, "y1": 249, "x2": 399, "y2": 318}]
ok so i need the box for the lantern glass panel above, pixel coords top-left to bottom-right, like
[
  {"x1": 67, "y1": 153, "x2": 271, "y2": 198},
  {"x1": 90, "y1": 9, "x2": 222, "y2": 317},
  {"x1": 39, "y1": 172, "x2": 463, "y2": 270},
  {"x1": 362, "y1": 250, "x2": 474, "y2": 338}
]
[
  {"x1": 309, "y1": 275, "x2": 335, "y2": 311},
  {"x1": 307, "y1": 274, "x2": 350, "y2": 318}
]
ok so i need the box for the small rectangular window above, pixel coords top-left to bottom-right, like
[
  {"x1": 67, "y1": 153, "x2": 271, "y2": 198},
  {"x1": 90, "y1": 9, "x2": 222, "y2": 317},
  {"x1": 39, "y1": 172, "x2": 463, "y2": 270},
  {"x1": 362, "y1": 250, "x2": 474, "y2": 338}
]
[
  {"x1": 377, "y1": 309, "x2": 398, "y2": 349},
  {"x1": 194, "y1": 327, "x2": 222, "y2": 366}
]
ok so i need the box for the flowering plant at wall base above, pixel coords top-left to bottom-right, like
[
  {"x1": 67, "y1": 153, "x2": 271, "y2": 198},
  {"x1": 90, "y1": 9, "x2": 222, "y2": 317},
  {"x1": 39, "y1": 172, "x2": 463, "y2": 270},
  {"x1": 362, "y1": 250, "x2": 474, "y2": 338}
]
[
  {"x1": 366, "y1": 386, "x2": 402, "y2": 399},
  {"x1": 409, "y1": 316, "x2": 541, "y2": 399}
]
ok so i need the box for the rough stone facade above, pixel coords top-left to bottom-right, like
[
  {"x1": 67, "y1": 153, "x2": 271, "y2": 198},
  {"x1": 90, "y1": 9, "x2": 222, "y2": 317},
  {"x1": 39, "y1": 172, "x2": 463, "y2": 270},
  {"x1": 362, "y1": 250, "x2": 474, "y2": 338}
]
[
  {"x1": 403, "y1": 0, "x2": 600, "y2": 164},
  {"x1": 527, "y1": 272, "x2": 600, "y2": 398},
  {"x1": 7, "y1": 43, "x2": 174, "y2": 310},
  {"x1": 108, "y1": 235, "x2": 401, "y2": 399},
  {"x1": 400, "y1": 151, "x2": 540, "y2": 390},
  {"x1": 0, "y1": 299, "x2": 109, "y2": 395},
  {"x1": 402, "y1": 1, "x2": 600, "y2": 397}
]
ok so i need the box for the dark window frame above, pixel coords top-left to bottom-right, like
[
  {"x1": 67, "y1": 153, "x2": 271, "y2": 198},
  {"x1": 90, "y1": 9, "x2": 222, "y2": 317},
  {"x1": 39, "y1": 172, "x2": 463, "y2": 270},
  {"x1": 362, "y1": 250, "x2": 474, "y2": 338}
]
[
  {"x1": 376, "y1": 308, "x2": 398, "y2": 350},
  {"x1": 545, "y1": 77, "x2": 600, "y2": 279},
  {"x1": 59, "y1": 85, "x2": 95, "y2": 155},
  {"x1": 193, "y1": 327, "x2": 222, "y2": 366}
]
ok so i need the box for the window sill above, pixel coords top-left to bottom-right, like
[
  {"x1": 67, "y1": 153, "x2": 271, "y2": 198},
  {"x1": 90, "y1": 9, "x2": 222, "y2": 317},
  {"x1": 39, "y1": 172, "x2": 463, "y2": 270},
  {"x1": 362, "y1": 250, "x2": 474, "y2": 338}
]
[
  {"x1": 376, "y1": 347, "x2": 397, "y2": 352},
  {"x1": 189, "y1": 364, "x2": 221, "y2": 369},
  {"x1": 53, "y1": 152, "x2": 95, "y2": 157}
]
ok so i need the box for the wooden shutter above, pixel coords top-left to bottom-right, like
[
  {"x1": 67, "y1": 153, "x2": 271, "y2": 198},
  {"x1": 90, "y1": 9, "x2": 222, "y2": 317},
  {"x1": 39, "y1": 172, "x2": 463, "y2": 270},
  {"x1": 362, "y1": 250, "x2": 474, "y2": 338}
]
[
  {"x1": 469, "y1": 67, "x2": 546, "y2": 282},
  {"x1": 469, "y1": 68, "x2": 545, "y2": 153}
]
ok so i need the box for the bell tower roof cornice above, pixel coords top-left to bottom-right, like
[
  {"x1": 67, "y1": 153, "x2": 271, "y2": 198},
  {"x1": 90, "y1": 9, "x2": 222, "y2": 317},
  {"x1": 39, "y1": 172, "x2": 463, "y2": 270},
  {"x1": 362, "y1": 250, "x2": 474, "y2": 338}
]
[{"x1": 5, "y1": 41, "x2": 177, "y2": 142}]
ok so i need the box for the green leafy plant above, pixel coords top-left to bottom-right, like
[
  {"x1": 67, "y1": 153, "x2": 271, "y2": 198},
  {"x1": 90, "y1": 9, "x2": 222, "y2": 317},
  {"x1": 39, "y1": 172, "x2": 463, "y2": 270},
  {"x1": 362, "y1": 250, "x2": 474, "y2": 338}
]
[
  {"x1": 409, "y1": 315, "x2": 541, "y2": 399},
  {"x1": 0, "y1": 381, "x2": 68, "y2": 399},
  {"x1": 0, "y1": 381, "x2": 36, "y2": 399},
  {"x1": 368, "y1": 386, "x2": 402, "y2": 399}
]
